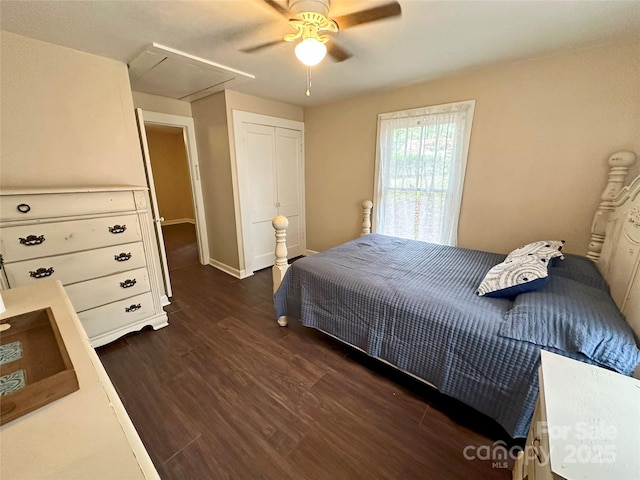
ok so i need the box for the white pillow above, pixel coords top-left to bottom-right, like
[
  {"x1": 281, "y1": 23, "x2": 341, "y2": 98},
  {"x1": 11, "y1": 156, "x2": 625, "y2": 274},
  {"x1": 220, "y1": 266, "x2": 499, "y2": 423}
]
[
  {"x1": 477, "y1": 255, "x2": 550, "y2": 298},
  {"x1": 505, "y1": 240, "x2": 565, "y2": 261}
]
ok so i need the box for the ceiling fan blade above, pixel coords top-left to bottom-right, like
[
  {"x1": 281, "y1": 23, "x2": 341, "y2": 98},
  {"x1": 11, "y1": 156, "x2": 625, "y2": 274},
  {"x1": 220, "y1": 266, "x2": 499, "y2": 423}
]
[
  {"x1": 240, "y1": 39, "x2": 285, "y2": 53},
  {"x1": 327, "y1": 42, "x2": 352, "y2": 62},
  {"x1": 332, "y1": 2, "x2": 402, "y2": 30},
  {"x1": 262, "y1": 0, "x2": 289, "y2": 17}
]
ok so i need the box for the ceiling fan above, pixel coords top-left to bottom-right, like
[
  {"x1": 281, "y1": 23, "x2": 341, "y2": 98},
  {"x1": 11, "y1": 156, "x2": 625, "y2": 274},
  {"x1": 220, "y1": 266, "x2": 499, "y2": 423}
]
[{"x1": 243, "y1": 0, "x2": 402, "y2": 66}]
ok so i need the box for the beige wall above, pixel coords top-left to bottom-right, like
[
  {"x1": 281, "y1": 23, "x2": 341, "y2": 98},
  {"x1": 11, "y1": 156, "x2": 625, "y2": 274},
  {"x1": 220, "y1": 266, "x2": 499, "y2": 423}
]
[
  {"x1": 191, "y1": 89, "x2": 303, "y2": 271},
  {"x1": 224, "y1": 90, "x2": 304, "y2": 123},
  {"x1": 304, "y1": 38, "x2": 640, "y2": 256},
  {"x1": 146, "y1": 128, "x2": 195, "y2": 222},
  {"x1": 0, "y1": 31, "x2": 145, "y2": 187},
  {"x1": 191, "y1": 91, "x2": 235, "y2": 268},
  {"x1": 132, "y1": 91, "x2": 193, "y2": 117}
]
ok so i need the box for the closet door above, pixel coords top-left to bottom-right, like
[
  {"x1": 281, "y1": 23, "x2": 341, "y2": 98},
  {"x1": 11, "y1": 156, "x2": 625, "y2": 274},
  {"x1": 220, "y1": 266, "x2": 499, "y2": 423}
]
[
  {"x1": 275, "y1": 127, "x2": 303, "y2": 259},
  {"x1": 243, "y1": 123, "x2": 279, "y2": 272},
  {"x1": 233, "y1": 110, "x2": 305, "y2": 276}
]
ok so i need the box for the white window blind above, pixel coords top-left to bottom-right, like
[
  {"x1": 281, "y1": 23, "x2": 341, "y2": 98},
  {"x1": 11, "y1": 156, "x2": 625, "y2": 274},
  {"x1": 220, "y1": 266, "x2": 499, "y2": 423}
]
[{"x1": 374, "y1": 100, "x2": 475, "y2": 246}]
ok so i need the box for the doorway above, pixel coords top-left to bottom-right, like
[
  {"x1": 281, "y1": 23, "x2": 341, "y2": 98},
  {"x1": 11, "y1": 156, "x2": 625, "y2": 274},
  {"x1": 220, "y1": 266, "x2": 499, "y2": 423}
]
[
  {"x1": 135, "y1": 109, "x2": 209, "y2": 303},
  {"x1": 145, "y1": 125, "x2": 200, "y2": 271}
]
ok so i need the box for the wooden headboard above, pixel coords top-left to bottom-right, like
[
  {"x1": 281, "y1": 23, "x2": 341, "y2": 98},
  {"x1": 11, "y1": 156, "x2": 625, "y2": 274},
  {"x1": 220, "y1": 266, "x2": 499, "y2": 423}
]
[{"x1": 587, "y1": 151, "x2": 640, "y2": 340}]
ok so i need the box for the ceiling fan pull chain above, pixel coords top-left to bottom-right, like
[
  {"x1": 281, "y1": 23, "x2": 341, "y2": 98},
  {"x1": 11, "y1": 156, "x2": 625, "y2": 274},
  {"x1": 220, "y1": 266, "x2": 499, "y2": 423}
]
[{"x1": 306, "y1": 66, "x2": 311, "y2": 96}]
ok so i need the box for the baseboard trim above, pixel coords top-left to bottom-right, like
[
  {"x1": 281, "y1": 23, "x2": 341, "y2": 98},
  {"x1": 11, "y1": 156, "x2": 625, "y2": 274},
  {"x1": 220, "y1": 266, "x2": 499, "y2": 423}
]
[
  {"x1": 161, "y1": 218, "x2": 195, "y2": 226},
  {"x1": 304, "y1": 249, "x2": 319, "y2": 256},
  {"x1": 209, "y1": 259, "x2": 253, "y2": 279}
]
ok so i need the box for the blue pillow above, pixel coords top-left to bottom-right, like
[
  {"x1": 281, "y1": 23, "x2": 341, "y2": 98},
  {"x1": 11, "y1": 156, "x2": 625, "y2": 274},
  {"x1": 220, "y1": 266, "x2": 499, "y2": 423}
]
[
  {"x1": 477, "y1": 255, "x2": 550, "y2": 298},
  {"x1": 500, "y1": 276, "x2": 640, "y2": 375},
  {"x1": 549, "y1": 253, "x2": 609, "y2": 292}
]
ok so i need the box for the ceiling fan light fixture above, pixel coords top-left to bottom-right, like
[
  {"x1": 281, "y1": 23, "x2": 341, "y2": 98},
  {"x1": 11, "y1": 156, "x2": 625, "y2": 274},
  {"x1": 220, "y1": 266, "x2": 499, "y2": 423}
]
[{"x1": 295, "y1": 37, "x2": 327, "y2": 66}]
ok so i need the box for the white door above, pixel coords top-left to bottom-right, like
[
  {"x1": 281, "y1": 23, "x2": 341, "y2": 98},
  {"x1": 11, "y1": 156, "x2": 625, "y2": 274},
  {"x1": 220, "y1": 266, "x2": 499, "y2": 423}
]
[
  {"x1": 234, "y1": 111, "x2": 305, "y2": 274},
  {"x1": 135, "y1": 108, "x2": 173, "y2": 298},
  {"x1": 275, "y1": 127, "x2": 303, "y2": 258},
  {"x1": 244, "y1": 123, "x2": 279, "y2": 271}
]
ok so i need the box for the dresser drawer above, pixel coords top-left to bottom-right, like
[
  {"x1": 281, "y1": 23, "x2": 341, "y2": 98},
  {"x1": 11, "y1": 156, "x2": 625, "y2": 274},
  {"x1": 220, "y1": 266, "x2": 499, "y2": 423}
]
[
  {"x1": 529, "y1": 400, "x2": 552, "y2": 480},
  {"x1": 65, "y1": 267, "x2": 150, "y2": 312},
  {"x1": 0, "y1": 191, "x2": 137, "y2": 222},
  {"x1": 3, "y1": 242, "x2": 147, "y2": 287},
  {"x1": 1, "y1": 214, "x2": 141, "y2": 261},
  {"x1": 520, "y1": 387, "x2": 552, "y2": 480},
  {"x1": 78, "y1": 292, "x2": 155, "y2": 339}
]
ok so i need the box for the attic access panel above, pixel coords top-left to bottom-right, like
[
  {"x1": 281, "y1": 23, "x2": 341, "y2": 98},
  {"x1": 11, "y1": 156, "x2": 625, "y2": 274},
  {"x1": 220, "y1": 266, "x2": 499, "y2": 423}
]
[{"x1": 128, "y1": 43, "x2": 255, "y2": 102}]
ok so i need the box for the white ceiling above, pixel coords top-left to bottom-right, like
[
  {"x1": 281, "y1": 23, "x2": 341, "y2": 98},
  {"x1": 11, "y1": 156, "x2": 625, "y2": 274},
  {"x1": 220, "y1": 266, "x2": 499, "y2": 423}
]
[{"x1": 2, "y1": 0, "x2": 639, "y2": 107}]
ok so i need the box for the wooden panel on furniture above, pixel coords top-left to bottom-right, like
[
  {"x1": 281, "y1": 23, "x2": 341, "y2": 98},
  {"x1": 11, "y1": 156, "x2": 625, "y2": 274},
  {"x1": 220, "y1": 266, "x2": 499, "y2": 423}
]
[
  {"x1": 0, "y1": 189, "x2": 136, "y2": 221},
  {"x1": 65, "y1": 267, "x2": 150, "y2": 312},
  {"x1": 0, "y1": 307, "x2": 79, "y2": 426},
  {"x1": 78, "y1": 291, "x2": 156, "y2": 342},
  {"x1": 0, "y1": 214, "x2": 141, "y2": 261},
  {"x1": 588, "y1": 151, "x2": 640, "y2": 338},
  {"x1": 3, "y1": 242, "x2": 147, "y2": 287}
]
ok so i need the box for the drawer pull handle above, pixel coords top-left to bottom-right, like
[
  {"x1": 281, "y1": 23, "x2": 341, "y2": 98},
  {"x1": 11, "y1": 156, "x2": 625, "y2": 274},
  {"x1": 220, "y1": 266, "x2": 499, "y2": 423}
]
[
  {"x1": 125, "y1": 303, "x2": 141, "y2": 313},
  {"x1": 114, "y1": 252, "x2": 132, "y2": 262},
  {"x1": 29, "y1": 267, "x2": 54, "y2": 279},
  {"x1": 108, "y1": 224, "x2": 127, "y2": 234},
  {"x1": 16, "y1": 204, "x2": 31, "y2": 214},
  {"x1": 532, "y1": 437, "x2": 543, "y2": 463},
  {"x1": 120, "y1": 279, "x2": 137, "y2": 289},
  {"x1": 19, "y1": 234, "x2": 45, "y2": 246}
]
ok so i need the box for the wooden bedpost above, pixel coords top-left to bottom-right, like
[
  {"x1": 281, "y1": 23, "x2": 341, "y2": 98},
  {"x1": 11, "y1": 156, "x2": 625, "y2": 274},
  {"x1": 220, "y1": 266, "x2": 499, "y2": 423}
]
[
  {"x1": 272, "y1": 215, "x2": 290, "y2": 327},
  {"x1": 361, "y1": 200, "x2": 373, "y2": 236},
  {"x1": 587, "y1": 151, "x2": 637, "y2": 262}
]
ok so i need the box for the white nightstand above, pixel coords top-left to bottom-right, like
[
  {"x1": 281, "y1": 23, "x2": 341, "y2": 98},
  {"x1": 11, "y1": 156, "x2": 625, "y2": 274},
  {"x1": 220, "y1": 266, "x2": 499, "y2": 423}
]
[{"x1": 513, "y1": 350, "x2": 640, "y2": 480}]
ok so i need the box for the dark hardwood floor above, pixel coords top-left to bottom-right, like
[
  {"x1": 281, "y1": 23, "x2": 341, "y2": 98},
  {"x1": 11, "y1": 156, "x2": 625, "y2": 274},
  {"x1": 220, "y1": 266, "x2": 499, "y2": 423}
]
[
  {"x1": 162, "y1": 223, "x2": 200, "y2": 272},
  {"x1": 97, "y1": 226, "x2": 518, "y2": 479}
]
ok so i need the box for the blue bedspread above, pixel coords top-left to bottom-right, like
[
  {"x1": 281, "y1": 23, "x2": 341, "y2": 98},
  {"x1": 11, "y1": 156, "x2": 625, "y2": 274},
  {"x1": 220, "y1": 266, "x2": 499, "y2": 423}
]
[{"x1": 274, "y1": 234, "x2": 640, "y2": 438}]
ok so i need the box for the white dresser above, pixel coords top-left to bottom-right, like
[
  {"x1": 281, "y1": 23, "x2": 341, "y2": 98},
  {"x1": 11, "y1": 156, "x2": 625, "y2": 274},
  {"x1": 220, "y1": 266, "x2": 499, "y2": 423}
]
[
  {"x1": 0, "y1": 187, "x2": 168, "y2": 347},
  {"x1": 513, "y1": 350, "x2": 640, "y2": 480}
]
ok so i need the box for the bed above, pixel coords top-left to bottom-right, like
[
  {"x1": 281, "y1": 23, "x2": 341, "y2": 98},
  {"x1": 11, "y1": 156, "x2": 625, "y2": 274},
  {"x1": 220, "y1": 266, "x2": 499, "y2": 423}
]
[{"x1": 271, "y1": 151, "x2": 640, "y2": 439}]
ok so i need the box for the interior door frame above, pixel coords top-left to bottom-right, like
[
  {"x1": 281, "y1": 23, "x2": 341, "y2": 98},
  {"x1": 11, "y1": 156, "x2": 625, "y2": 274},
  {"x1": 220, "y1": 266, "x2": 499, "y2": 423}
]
[
  {"x1": 136, "y1": 109, "x2": 210, "y2": 286},
  {"x1": 231, "y1": 110, "x2": 305, "y2": 276}
]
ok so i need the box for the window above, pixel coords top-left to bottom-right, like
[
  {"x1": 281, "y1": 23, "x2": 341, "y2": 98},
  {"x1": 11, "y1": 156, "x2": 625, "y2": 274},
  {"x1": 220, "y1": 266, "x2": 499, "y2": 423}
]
[{"x1": 374, "y1": 100, "x2": 475, "y2": 246}]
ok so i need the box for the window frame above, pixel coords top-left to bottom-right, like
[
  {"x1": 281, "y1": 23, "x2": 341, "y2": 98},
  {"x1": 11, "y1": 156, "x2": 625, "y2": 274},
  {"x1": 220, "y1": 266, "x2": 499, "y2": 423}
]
[{"x1": 373, "y1": 100, "x2": 476, "y2": 246}]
